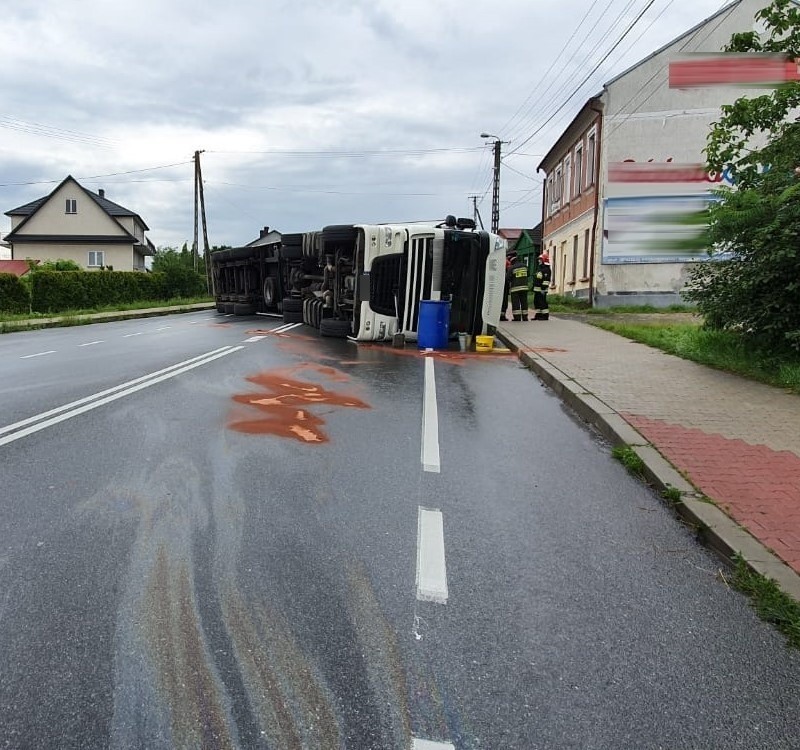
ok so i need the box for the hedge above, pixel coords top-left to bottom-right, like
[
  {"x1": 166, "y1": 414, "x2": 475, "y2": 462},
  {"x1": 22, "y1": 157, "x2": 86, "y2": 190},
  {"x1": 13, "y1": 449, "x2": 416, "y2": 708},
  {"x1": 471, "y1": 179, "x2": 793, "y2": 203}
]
[
  {"x1": 0, "y1": 273, "x2": 30, "y2": 314},
  {"x1": 29, "y1": 270, "x2": 177, "y2": 313}
]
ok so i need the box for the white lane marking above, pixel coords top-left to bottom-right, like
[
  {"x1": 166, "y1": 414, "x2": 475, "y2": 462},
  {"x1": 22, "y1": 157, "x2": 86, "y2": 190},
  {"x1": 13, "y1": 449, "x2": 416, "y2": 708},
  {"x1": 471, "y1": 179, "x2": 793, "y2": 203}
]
[
  {"x1": 243, "y1": 335, "x2": 266, "y2": 343},
  {"x1": 123, "y1": 332, "x2": 143, "y2": 338},
  {"x1": 416, "y1": 507, "x2": 448, "y2": 604},
  {"x1": 412, "y1": 740, "x2": 455, "y2": 750},
  {"x1": 155, "y1": 326, "x2": 171, "y2": 332},
  {"x1": 256, "y1": 312, "x2": 282, "y2": 318},
  {"x1": 272, "y1": 322, "x2": 303, "y2": 334},
  {"x1": 421, "y1": 356, "x2": 440, "y2": 473},
  {"x1": 0, "y1": 347, "x2": 234, "y2": 439},
  {"x1": 0, "y1": 346, "x2": 243, "y2": 447},
  {"x1": 20, "y1": 350, "x2": 56, "y2": 359},
  {"x1": 79, "y1": 340, "x2": 104, "y2": 347}
]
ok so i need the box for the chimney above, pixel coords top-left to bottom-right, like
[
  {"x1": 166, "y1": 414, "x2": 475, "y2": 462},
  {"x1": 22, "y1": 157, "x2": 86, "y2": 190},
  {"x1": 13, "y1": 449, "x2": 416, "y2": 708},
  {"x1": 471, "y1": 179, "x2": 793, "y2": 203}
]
[
  {"x1": 99, "y1": 189, "x2": 105, "y2": 199},
  {"x1": 259, "y1": 226, "x2": 270, "y2": 238}
]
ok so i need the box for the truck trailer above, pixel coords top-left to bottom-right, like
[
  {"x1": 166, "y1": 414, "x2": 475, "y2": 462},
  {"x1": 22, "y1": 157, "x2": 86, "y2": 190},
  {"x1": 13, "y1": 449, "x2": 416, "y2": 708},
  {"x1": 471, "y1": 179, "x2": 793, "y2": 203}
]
[{"x1": 211, "y1": 218, "x2": 506, "y2": 342}]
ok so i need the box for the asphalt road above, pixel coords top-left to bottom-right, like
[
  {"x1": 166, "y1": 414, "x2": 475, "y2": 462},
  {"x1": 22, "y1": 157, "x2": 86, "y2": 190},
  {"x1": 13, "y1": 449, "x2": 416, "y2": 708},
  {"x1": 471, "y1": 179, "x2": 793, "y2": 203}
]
[{"x1": 0, "y1": 310, "x2": 798, "y2": 749}]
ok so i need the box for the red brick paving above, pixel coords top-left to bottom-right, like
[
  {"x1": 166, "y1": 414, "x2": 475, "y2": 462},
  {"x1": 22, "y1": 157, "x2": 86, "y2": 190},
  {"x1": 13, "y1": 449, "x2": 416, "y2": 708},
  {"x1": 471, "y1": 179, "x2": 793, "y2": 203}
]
[{"x1": 624, "y1": 414, "x2": 800, "y2": 572}]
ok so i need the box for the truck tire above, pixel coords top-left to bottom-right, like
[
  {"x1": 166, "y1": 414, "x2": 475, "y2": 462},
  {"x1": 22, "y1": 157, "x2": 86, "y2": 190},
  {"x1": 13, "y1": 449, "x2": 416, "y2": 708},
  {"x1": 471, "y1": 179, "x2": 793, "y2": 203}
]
[
  {"x1": 216, "y1": 303, "x2": 226, "y2": 314},
  {"x1": 320, "y1": 318, "x2": 351, "y2": 338},
  {"x1": 282, "y1": 297, "x2": 303, "y2": 313},
  {"x1": 322, "y1": 224, "x2": 358, "y2": 245},
  {"x1": 224, "y1": 302, "x2": 235, "y2": 314},
  {"x1": 233, "y1": 303, "x2": 255, "y2": 316},
  {"x1": 283, "y1": 310, "x2": 303, "y2": 324}
]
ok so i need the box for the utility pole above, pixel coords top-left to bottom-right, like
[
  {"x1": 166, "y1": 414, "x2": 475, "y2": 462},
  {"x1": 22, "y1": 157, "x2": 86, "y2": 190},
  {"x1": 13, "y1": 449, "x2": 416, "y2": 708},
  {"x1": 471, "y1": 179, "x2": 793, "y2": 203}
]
[
  {"x1": 480, "y1": 133, "x2": 508, "y2": 234},
  {"x1": 468, "y1": 195, "x2": 484, "y2": 230},
  {"x1": 195, "y1": 150, "x2": 212, "y2": 294},
  {"x1": 193, "y1": 151, "x2": 200, "y2": 273}
]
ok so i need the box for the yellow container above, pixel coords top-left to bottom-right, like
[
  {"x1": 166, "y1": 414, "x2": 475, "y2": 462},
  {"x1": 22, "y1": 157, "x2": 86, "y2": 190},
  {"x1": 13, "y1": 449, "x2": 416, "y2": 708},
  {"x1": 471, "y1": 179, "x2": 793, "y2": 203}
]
[{"x1": 475, "y1": 335, "x2": 494, "y2": 353}]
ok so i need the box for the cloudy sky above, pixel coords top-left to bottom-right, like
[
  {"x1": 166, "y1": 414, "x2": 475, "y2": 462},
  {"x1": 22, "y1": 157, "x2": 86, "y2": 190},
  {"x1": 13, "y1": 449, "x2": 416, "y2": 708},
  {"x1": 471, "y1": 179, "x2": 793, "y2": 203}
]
[{"x1": 1, "y1": 0, "x2": 736, "y2": 250}]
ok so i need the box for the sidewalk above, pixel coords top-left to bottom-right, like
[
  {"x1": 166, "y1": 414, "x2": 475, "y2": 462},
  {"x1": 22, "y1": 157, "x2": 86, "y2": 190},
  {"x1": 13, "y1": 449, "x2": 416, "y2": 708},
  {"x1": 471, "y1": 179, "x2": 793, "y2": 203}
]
[{"x1": 497, "y1": 316, "x2": 800, "y2": 602}]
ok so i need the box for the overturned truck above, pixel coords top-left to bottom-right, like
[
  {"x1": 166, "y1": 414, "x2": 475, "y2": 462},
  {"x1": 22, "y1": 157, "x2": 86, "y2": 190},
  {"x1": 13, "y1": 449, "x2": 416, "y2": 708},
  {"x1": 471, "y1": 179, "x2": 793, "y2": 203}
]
[{"x1": 211, "y1": 219, "x2": 506, "y2": 342}]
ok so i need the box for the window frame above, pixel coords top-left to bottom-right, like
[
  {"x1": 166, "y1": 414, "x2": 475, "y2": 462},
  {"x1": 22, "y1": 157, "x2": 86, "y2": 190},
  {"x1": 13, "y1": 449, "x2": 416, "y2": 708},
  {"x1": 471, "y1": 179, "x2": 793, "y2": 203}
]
[
  {"x1": 87, "y1": 250, "x2": 104, "y2": 268},
  {"x1": 65, "y1": 199, "x2": 77, "y2": 214},
  {"x1": 574, "y1": 143, "x2": 583, "y2": 198},
  {"x1": 586, "y1": 126, "x2": 597, "y2": 188},
  {"x1": 563, "y1": 154, "x2": 571, "y2": 205}
]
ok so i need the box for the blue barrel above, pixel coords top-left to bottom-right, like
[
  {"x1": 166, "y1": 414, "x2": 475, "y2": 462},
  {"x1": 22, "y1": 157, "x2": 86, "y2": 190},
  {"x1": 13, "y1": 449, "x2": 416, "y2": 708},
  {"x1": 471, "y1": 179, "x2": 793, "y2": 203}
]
[{"x1": 418, "y1": 300, "x2": 451, "y2": 349}]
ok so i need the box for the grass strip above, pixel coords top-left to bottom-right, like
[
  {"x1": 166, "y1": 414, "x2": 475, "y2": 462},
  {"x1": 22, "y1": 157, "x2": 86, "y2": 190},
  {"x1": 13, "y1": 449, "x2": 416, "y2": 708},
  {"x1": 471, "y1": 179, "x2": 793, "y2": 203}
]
[{"x1": 592, "y1": 321, "x2": 800, "y2": 394}]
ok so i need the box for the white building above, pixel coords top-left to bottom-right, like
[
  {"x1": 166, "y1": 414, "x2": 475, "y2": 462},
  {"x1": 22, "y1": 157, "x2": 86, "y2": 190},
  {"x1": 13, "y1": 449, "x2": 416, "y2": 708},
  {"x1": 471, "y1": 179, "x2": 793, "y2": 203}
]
[{"x1": 539, "y1": 0, "x2": 781, "y2": 306}]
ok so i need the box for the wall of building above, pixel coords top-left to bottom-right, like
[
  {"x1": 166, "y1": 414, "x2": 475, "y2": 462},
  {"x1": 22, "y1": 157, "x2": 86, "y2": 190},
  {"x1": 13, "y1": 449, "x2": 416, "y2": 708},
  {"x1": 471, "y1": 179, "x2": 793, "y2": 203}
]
[
  {"x1": 12, "y1": 244, "x2": 135, "y2": 271},
  {"x1": 594, "y1": 0, "x2": 769, "y2": 306}
]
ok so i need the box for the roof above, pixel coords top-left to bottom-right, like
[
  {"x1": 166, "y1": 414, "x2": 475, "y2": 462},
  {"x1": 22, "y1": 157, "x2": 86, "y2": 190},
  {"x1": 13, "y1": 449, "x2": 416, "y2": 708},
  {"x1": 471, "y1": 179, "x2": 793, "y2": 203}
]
[
  {"x1": 498, "y1": 228, "x2": 524, "y2": 241},
  {"x1": 538, "y1": 95, "x2": 603, "y2": 172},
  {"x1": 0, "y1": 259, "x2": 37, "y2": 277},
  {"x1": 4, "y1": 175, "x2": 150, "y2": 236},
  {"x1": 529, "y1": 222, "x2": 543, "y2": 244}
]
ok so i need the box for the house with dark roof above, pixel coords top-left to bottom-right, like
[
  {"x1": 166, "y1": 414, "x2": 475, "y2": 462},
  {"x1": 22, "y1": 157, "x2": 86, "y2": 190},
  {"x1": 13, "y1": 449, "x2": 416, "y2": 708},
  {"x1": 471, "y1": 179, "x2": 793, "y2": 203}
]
[{"x1": 4, "y1": 175, "x2": 156, "y2": 271}]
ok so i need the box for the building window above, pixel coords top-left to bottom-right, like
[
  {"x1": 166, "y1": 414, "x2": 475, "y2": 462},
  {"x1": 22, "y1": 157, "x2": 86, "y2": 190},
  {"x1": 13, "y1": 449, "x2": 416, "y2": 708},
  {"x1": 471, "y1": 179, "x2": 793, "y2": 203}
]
[
  {"x1": 572, "y1": 235, "x2": 579, "y2": 283},
  {"x1": 545, "y1": 177, "x2": 553, "y2": 217},
  {"x1": 65, "y1": 199, "x2": 77, "y2": 214},
  {"x1": 583, "y1": 228, "x2": 591, "y2": 278},
  {"x1": 553, "y1": 167, "x2": 562, "y2": 212},
  {"x1": 564, "y1": 155, "x2": 571, "y2": 205},
  {"x1": 574, "y1": 145, "x2": 583, "y2": 197},
  {"x1": 88, "y1": 251, "x2": 104, "y2": 267},
  {"x1": 586, "y1": 128, "x2": 597, "y2": 187}
]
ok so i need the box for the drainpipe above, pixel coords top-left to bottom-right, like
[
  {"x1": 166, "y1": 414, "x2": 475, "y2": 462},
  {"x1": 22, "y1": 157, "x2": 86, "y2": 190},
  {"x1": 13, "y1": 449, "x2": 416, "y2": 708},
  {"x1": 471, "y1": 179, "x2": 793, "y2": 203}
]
[{"x1": 588, "y1": 99, "x2": 603, "y2": 308}]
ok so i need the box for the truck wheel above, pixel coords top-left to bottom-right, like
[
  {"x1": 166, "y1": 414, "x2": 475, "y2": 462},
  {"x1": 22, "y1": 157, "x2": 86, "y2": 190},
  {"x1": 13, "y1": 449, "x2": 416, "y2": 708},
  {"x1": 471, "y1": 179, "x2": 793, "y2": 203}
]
[
  {"x1": 233, "y1": 303, "x2": 255, "y2": 316},
  {"x1": 283, "y1": 310, "x2": 303, "y2": 324},
  {"x1": 216, "y1": 303, "x2": 226, "y2": 314},
  {"x1": 282, "y1": 297, "x2": 303, "y2": 313},
  {"x1": 320, "y1": 318, "x2": 351, "y2": 338},
  {"x1": 224, "y1": 302, "x2": 235, "y2": 314},
  {"x1": 302, "y1": 298, "x2": 313, "y2": 325},
  {"x1": 322, "y1": 225, "x2": 358, "y2": 245}
]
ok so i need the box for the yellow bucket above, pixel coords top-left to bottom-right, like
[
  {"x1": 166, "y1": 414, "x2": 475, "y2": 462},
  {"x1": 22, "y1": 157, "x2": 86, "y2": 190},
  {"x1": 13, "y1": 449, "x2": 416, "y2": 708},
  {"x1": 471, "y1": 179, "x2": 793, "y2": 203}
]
[{"x1": 475, "y1": 335, "x2": 494, "y2": 353}]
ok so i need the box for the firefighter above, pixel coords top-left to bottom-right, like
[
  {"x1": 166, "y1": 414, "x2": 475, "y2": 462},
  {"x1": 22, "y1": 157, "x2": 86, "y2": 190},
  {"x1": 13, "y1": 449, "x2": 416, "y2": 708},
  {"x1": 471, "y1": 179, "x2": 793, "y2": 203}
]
[
  {"x1": 533, "y1": 252, "x2": 552, "y2": 320},
  {"x1": 507, "y1": 251, "x2": 529, "y2": 321}
]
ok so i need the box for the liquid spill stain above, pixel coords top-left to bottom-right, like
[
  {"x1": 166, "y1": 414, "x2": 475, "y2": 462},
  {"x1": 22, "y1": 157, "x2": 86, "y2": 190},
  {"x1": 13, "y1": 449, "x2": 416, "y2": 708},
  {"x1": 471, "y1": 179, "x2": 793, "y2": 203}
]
[
  {"x1": 228, "y1": 364, "x2": 369, "y2": 443},
  {"x1": 354, "y1": 345, "x2": 515, "y2": 365}
]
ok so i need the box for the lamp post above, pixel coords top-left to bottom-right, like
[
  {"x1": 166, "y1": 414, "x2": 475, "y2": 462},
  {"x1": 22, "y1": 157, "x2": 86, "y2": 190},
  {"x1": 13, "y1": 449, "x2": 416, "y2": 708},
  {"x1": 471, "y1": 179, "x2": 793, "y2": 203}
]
[{"x1": 481, "y1": 132, "x2": 507, "y2": 234}]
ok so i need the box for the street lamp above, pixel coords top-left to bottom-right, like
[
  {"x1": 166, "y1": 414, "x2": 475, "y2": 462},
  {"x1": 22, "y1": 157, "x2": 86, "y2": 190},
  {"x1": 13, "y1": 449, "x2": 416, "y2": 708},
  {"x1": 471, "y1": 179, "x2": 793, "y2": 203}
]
[{"x1": 481, "y1": 133, "x2": 505, "y2": 233}]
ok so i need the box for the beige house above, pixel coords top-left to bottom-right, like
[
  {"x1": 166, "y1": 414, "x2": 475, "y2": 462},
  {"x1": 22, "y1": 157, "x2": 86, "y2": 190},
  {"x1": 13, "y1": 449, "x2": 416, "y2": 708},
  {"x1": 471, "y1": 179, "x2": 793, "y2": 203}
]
[{"x1": 4, "y1": 175, "x2": 155, "y2": 271}]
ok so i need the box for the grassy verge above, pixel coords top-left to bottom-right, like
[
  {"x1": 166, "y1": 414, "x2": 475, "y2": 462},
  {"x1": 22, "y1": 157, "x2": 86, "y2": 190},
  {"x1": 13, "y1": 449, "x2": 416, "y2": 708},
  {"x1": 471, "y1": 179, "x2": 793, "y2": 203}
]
[
  {"x1": 0, "y1": 297, "x2": 213, "y2": 333},
  {"x1": 592, "y1": 321, "x2": 800, "y2": 394},
  {"x1": 611, "y1": 445, "x2": 646, "y2": 477},
  {"x1": 538, "y1": 294, "x2": 697, "y2": 315},
  {"x1": 732, "y1": 556, "x2": 800, "y2": 649}
]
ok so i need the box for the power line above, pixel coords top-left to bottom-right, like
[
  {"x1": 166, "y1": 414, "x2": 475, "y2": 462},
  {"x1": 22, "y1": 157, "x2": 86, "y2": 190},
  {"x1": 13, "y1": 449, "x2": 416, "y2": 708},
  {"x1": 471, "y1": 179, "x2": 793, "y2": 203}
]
[
  {"x1": 205, "y1": 146, "x2": 483, "y2": 158},
  {"x1": 507, "y1": 0, "x2": 658, "y2": 157},
  {"x1": 0, "y1": 116, "x2": 118, "y2": 149}
]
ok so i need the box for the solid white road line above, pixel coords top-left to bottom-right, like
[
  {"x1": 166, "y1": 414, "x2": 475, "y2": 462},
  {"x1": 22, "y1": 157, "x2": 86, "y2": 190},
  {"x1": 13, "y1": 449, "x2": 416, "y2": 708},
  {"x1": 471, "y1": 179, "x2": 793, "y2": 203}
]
[
  {"x1": 78, "y1": 340, "x2": 104, "y2": 347},
  {"x1": 0, "y1": 346, "x2": 234, "y2": 440},
  {"x1": 19, "y1": 351, "x2": 56, "y2": 359},
  {"x1": 255, "y1": 312, "x2": 282, "y2": 318},
  {"x1": 421, "y1": 356, "x2": 440, "y2": 473},
  {"x1": 123, "y1": 332, "x2": 143, "y2": 338},
  {"x1": 412, "y1": 740, "x2": 455, "y2": 750},
  {"x1": 416, "y1": 507, "x2": 448, "y2": 604},
  {"x1": 243, "y1": 335, "x2": 266, "y2": 343}
]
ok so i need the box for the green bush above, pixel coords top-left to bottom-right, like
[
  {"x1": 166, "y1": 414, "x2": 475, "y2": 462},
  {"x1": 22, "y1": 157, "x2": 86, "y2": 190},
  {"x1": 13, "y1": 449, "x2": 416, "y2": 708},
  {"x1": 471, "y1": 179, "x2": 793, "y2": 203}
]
[{"x1": 0, "y1": 273, "x2": 31, "y2": 314}]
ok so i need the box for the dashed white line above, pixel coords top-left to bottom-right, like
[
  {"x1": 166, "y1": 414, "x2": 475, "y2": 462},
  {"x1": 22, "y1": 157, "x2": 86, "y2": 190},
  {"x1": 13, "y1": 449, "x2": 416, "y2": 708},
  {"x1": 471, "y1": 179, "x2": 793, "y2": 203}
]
[
  {"x1": 421, "y1": 356, "x2": 441, "y2": 473},
  {"x1": 412, "y1": 740, "x2": 455, "y2": 750},
  {"x1": 20, "y1": 350, "x2": 56, "y2": 359},
  {"x1": 243, "y1": 335, "x2": 266, "y2": 343},
  {"x1": 155, "y1": 326, "x2": 171, "y2": 332},
  {"x1": 273, "y1": 322, "x2": 303, "y2": 333},
  {"x1": 123, "y1": 332, "x2": 143, "y2": 338},
  {"x1": 416, "y1": 507, "x2": 448, "y2": 604},
  {"x1": 79, "y1": 340, "x2": 104, "y2": 347}
]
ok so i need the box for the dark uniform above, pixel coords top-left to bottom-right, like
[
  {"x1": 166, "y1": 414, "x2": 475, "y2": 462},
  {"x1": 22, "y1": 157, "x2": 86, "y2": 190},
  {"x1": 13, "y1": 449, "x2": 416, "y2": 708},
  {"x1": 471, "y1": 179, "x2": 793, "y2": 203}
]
[
  {"x1": 533, "y1": 255, "x2": 551, "y2": 320},
  {"x1": 507, "y1": 256, "x2": 529, "y2": 321}
]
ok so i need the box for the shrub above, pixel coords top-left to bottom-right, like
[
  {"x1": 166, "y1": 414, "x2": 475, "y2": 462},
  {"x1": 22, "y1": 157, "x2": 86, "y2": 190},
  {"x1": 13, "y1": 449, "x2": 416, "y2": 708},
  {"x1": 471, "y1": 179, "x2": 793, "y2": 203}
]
[{"x1": 0, "y1": 273, "x2": 31, "y2": 314}]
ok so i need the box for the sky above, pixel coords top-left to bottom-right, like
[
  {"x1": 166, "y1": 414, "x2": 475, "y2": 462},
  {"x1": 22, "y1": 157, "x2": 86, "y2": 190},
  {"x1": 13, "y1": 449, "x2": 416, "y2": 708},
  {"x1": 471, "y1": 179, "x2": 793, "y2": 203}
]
[{"x1": 0, "y1": 0, "x2": 737, "y2": 251}]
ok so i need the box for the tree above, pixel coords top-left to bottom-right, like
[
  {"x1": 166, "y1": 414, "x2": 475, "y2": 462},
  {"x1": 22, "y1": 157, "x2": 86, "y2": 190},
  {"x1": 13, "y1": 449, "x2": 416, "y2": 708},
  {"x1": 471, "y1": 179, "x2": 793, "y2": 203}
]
[
  {"x1": 151, "y1": 245, "x2": 207, "y2": 298},
  {"x1": 685, "y1": 0, "x2": 800, "y2": 351}
]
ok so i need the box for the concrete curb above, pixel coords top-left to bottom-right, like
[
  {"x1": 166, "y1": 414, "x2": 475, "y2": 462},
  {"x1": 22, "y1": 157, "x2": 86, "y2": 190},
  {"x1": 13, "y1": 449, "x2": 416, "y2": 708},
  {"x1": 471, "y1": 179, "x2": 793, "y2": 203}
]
[
  {"x1": 498, "y1": 327, "x2": 800, "y2": 604},
  {"x1": 1, "y1": 303, "x2": 216, "y2": 333}
]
